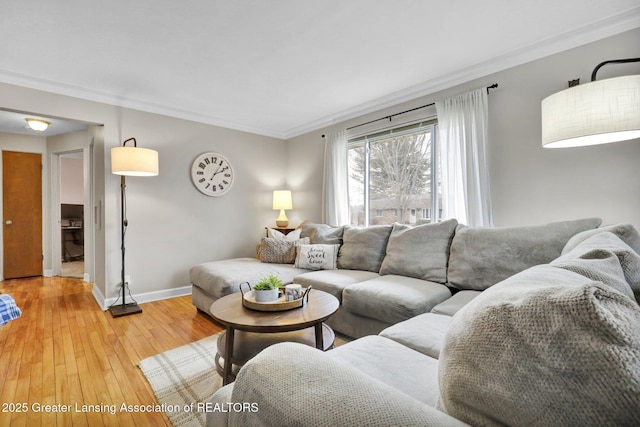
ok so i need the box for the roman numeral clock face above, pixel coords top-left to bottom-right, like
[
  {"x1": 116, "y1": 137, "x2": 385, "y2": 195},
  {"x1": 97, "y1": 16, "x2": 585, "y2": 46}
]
[{"x1": 191, "y1": 152, "x2": 235, "y2": 196}]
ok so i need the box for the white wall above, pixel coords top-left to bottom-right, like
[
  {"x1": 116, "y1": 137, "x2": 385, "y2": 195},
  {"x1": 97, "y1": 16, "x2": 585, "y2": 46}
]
[
  {"x1": 286, "y1": 27, "x2": 640, "y2": 229},
  {"x1": 0, "y1": 86, "x2": 287, "y2": 307},
  {"x1": 59, "y1": 156, "x2": 83, "y2": 204}
]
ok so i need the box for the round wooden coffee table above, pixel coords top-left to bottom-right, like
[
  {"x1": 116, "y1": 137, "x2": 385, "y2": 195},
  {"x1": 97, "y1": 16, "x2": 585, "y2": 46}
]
[{"x1": 210, "y1": 289, "x2": 339, "y2": 385}]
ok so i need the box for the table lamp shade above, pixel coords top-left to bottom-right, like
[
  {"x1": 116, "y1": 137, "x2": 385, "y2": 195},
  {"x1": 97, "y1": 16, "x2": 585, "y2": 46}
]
[
  {"x1": 111, "y1": 146, "x2": 159, "y2": 176},
  {"x1": 541, "y1": 75, "x2": 640, "y2": 148},
  {"x1": 273, "y1": 190, "x2": 293, "y2": 210}
]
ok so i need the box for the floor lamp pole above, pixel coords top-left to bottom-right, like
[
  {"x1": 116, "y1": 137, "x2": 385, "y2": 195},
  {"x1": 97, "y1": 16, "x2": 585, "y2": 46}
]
[{"x1": 109, "y1": 175, "x2": 142, "y2": 317}]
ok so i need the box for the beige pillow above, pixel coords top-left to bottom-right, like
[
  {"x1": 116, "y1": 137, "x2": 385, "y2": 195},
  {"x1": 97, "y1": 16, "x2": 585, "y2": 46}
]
[
  {"x1": 294, "y1": 244, "x2": 339, "y2": 270},
  {"x1": 267, "y1": 228, "x2": 302, "y2": 240},
  {"x1": 439, "y1": 264, "x2": 640, "y2": 426},
  {"x1": 257, "y1": 237, "x2": 310, "y2": 264}
]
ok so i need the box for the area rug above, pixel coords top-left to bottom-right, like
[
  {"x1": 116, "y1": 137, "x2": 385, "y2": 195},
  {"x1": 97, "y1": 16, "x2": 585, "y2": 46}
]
[{"x1": 138, "y1": 334, "x2": 222, "y2": 427}]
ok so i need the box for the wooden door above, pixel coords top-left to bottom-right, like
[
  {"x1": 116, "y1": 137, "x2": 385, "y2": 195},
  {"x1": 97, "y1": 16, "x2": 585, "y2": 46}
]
[{"x1": 3, "y1": 151, "x2": 43, "y2": 279}]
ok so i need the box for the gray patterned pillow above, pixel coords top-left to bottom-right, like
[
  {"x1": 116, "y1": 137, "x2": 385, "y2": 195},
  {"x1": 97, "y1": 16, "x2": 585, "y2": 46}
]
[
  {"x1": 439, "y1": 264, "x2": 640, "y2": 426},
  {"x1": 257, "y1": 237, "x2": 310, "y2": 264}
]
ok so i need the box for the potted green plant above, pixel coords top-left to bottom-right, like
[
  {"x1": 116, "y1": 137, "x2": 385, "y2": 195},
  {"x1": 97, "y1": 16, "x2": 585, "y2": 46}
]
[{"x1": 253, "y1": 275, "x2": 283, "y2": 302}]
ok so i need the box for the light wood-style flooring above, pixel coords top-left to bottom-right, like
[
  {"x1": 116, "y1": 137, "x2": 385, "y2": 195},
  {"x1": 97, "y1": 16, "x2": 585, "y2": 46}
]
[{"x1": 0, "y1": 276, "x2": 222, "y2": 426}]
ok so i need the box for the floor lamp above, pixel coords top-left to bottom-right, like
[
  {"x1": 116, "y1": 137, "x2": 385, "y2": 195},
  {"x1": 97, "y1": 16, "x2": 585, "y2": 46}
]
[
  {"x1": 109, "y1": 137, "x2": 159, "y2": 317},
  {"x1": 541, "y1": 57, "x2": 640, "y2": 148}
]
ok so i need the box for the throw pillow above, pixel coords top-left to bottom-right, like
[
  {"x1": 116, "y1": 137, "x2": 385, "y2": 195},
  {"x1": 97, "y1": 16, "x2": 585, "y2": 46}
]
[
  {"x1": 294, "y1": 244, "x2": 339, "y2": 270},
  {"x1": 553, "y1": 231, "x2": 640, "y2": 303},
  {"x1": 562, "y1": 223, "x2": 640, "y2": 255},
  {"x1": 257, "y1": 237, "x2": 310, "y2": 264},
  {"x1": 379, "y1": 219, "x2": 458, "y2": 284},
  {"x1": 447, "y1": 217, "x2": 602, "y2": 291},
  {"x1": 438, "y1": 264, "x2": 640, "y2": 426},
  {"x1": 267, "y1": 228, "x2": 302, "y2": 240},
  {"x1": 337, "y1": 225, "x2": 392, "y2": 272},
  {"x1": 300, "y1": 222, "x2": 345, "y2": 245}
]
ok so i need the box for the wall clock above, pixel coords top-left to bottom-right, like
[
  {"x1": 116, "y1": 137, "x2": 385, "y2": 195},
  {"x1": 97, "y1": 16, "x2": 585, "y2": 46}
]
[{"x1": 191, "y1": 152, "x2": 235, "y2": 196}]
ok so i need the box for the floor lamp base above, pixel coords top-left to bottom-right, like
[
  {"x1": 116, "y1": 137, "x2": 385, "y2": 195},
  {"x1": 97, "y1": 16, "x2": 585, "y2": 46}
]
[{"x1": 109, "y1": 303, "x2": 143, "y2": 318}]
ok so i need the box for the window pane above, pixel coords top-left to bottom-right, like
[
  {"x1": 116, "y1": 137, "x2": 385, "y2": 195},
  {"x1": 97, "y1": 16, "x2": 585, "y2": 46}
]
[{"x1": 369, "y1": 130, "x2": 433, "y2": 225}]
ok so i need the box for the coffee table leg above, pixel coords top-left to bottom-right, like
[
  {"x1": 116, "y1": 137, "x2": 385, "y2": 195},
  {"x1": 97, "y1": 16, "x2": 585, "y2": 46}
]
[
  {"x1": 223, "y1": 326, "x2": 235, "y2": 385},
  {"x1": 314, "y1": 323, "x2": 323, "y2": 350}
]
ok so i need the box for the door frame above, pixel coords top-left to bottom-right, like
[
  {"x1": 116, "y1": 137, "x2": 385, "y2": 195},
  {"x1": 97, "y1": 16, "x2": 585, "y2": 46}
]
[{"x1": 51, "y1": 142, "x2": 95, "y2": 281}]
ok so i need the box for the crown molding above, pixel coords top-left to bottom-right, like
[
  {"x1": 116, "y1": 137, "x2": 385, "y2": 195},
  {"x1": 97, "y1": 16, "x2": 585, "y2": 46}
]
[
  {"x1": 0, "y1": 7, "x2": 638, "y2": 142},
  {"x1": 281, "y1": 8, "x2": 640, "y2": 139}
]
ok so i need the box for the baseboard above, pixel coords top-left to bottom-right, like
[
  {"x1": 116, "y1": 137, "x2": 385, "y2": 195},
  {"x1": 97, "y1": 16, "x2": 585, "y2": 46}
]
[
  {"x1": 101, "y1": 285, "x2": 193, "y2": 311},
  {"x1": 83, "y1": 273, "x2": 91, "y2": 282},
  {"x1": 43, "y1": 269, "x2": 54, "y2": 277},
  {"x1": 92, "y1": 285, "x2": 107, "y2": 310}
]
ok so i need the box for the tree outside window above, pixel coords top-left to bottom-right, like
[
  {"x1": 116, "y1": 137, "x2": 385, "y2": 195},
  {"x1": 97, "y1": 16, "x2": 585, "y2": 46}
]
[{"x1": 348, "y1": 122, "x2": 440, "y2": 226}]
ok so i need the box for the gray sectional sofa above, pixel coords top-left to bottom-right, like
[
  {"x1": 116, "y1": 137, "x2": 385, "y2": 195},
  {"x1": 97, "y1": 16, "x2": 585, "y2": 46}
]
[
  {"x1": 204, "y1": 222, "x2": 640, "y2": 426},
  {"x1": 191, "y1": 217, "x2": 602, "y2": 338}
]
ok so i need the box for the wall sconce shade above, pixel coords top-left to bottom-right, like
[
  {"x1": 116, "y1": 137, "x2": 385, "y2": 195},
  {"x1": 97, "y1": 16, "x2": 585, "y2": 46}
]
[
  {"x1": 111, "y1": 146, "x2": 159, "y2": 176},
  {"x1": 542, "y1": 75, "x2": 640, "y2": 148},
  {"x1": 25, "y1": 118, "x2": 50, "y2": 132},
  {"x1": 273, "y1": 190, "x2": 293, "y2": 227}
]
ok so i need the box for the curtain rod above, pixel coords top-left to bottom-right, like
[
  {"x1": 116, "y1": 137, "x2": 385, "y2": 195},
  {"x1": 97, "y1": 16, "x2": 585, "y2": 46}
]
[{"x1": 340, "y1": 83, "x2": 498, "y2": 133}]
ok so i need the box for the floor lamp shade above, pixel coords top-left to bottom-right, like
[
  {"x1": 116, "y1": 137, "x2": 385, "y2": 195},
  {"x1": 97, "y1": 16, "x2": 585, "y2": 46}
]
[
  {"x1": 541, "y1": 75, "x2": 640, "y2": 148},
  {"x1": 111, "y1": 146, "x2": 159, "y2": 176}
]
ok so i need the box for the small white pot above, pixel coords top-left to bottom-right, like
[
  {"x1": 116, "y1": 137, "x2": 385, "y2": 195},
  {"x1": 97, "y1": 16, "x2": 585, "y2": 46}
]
[{"x1": 255, "y1": 289, "x2": 279, "y2": 302}]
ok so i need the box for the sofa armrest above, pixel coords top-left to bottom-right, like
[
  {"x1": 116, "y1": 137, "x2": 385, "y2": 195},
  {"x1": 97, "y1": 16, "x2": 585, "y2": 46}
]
[{"x1": 223, "y1": 342, "x2": 467, "y2": 427}]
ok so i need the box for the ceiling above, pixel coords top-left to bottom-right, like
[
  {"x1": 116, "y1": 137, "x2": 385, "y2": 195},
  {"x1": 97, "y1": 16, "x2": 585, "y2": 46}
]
[
  {"x1": 0, "y1": 1, "x2": 639, "y2": 139},
  {"x1": 0, "y1": 110, "x2": 88, "y2": 137}
]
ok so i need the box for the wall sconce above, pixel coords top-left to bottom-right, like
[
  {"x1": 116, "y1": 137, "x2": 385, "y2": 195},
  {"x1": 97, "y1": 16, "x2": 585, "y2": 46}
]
[
  {"x1": 273, "y1": 190, "x2": 293, "y2": 227},
  {"x1": 109, "y1": 137, "x2": 159, "y2": 317},
  {"x1": 25, "y1": 118, "x2": 50, "y2": 132},
  {"x1": 541, "y1": 57, "x2": 640, "y2": 148}
]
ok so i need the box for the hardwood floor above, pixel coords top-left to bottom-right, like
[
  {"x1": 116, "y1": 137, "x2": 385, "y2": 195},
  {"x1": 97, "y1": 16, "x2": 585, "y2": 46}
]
[{"x1": 0, "y1": 276, "x2": 222, "y2": 426}]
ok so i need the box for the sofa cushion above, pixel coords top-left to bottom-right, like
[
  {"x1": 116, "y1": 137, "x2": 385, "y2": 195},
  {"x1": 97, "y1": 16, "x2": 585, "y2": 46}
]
[
  {"x1": 190, "y1": 257, "x2": 309, "y2": 299},
  {"x1": 227, "y1": 342, "x2": 467, "y2": 427},
  {"x1": 430, "y1": 290, "x2": 481, "y2": 316},
  {"x1": 379, "y1": 219, "x2": 458, "y2": 283},
  {"x1": 293, "y1": 269, "x2": 378, "y2": 302},
  {"x1": 257, "y1": 237, "x2": 310, "y2": 264},
  {"x1": 338, "y1": 225, "x2": 393, "y2": 272},
  {"x1": 294, "y1": 244, "x2": 339, "y2": 270},
  {"x1": 562, "y1": 223, "x2": 640, "y2": 255},
  {"x1": 299, "y1": 222, "x2": 344, "y2": 245},
  {"x1": 447, "y1": 217, "x2": 602, "y2": 290},
  {"x1": 342, "y1": 275, "x2": 452, "y2": 324},
  {"x1": 379, "y1": 313, "x2": 453, "y2": 359},
  {"x1": 328, "y1": 335, "x2": 441, "y2": 406},
  {"x1": 552, "y1": 232, "x2": 640, "y2": 302},
  {"x1": 438, "y1": 264, "x2": 640, "y2": 426}
]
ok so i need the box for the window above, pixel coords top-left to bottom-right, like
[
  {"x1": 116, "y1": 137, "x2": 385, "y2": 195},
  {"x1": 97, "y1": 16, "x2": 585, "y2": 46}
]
[{"x1": 348, "y1": 121, "x2": 441, "y2": 226}]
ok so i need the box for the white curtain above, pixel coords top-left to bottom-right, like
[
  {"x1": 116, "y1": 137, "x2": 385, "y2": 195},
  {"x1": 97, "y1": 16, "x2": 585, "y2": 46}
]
[
  {"x1": 436, "y1": 88, "x2": 493, "y2": 226},
  {"x1": 322, "y1": 130, "x2": 350, "y2": 226}
]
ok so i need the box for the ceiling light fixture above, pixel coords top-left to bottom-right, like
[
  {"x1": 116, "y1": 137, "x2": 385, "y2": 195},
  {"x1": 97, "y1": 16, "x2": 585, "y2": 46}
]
[
  {"x1": 25, "y1": 118, "x2": 51, "y2": 132},
  {"x1": 541, "y1": 58, "x2": 640, "y2": 148}
]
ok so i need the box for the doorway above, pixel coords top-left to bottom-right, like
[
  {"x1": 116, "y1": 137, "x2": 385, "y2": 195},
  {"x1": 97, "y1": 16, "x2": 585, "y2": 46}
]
[{"x1": 59, "y1": 151, "x2": 84, "y2": 278}]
